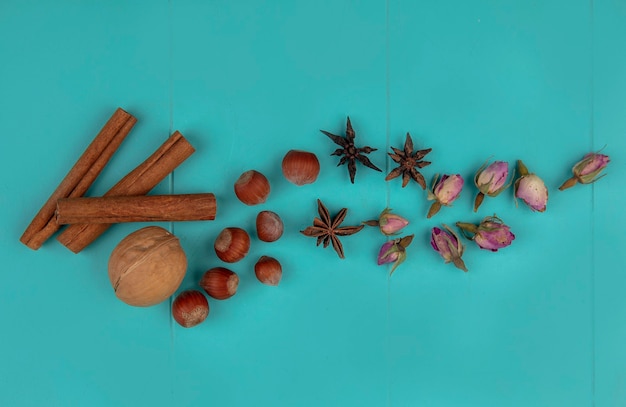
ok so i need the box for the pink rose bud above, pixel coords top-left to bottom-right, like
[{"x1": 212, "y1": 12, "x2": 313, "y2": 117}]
[
  {"x1": 379, "y1": 212, "x2": 409, "y2": 235},
  {"x1": 559, "y1": 152, "x2": 610, "y2": 190},
  {"x1": 456, "y1": 215, "x2": 515, "y2": 252},
  {"x1": 430, "y1": 225, "x2": 468, "y2": 272},
  {"x1": 473, "y1": 160, "x2": 512, "y2": 212},
  {"x1": 514, "y1": 160, "x2": 548, "y2": 212},
  {"x1": 426, "y1": 174, "x2": 464, "y2": 218},
  {"x1": 376, "y1": 234, "x2": 414, "y2": 275},
  {"x1": 364, "y1": 208, "x2": 409, "y2": 236}
]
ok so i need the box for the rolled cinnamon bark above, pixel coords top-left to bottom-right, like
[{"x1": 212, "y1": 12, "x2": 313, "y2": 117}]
[
  {"x1": 20, "y1": 108, "x2": 136, "y2": 250},
  {"x1": 56, "y1": 194, "x2": 216, "y2": 224},
  {"x1": 57, "y1": 131, "x2": 195, "y2": 253}
]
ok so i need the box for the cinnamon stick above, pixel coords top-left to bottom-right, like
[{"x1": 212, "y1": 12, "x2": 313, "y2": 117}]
[
  {"x1": 57, "y1": 131, "x2": 195, "y2": 253},
  {"x1": 20, "y1": 108, "x2": 136, "y2": 250},
  {"x1": 56, "y1": 194, "x2": 216, "y2": 224}
]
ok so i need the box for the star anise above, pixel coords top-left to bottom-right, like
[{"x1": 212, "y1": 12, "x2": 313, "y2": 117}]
[
  {"x1": 321, "y1": 117, "x2": 382, "y2": 184},
  {"x1": 300, "y1": 199, "x2": 364, "y2": 259},
  {"x1": 385, "y1": 132, "x2": 432, "y2": 189}
]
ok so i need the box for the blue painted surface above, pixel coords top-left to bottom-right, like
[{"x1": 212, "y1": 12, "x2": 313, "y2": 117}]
[{"x1": 0, "y1": 1, "x2": 624, "y2": 406}]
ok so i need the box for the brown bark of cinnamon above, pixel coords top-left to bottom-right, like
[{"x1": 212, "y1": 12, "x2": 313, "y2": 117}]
[
  {"x1": 56, "y1": 131, "x2": 195, "y2": 253},
  {"x1": 56, "y1": 194, "x2": 216, "y2": 224},
  {"x1": 20, "y1": 108, "x2": 136, "y2": 250}
]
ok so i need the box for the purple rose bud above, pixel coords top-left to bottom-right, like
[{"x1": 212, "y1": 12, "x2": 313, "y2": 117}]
[
  {"x1": 430, "y1": 225, "x2": 468, "y2": 272},
  {"x1": 474, "y1": 219, "x2": 515, "y2": 251},
  {"x1": 377, "y1": 235, "x2": 414, "y2": 275},
  {"x1": 456, "y1": 215, "x2": 515, "y2": 252},
  {"x1": 427, "y1": 174, "x2": 464, "y2": 218},
  {"x1": 473, "y1": 160, "x2": 512, "y2": 212},
  {"x1": 559, "y1": 151, "x2": 610, "y2": 190},
  {"x1": 377, "y1": 241, "x2": 399, "y2": 265},
  {"x1": 514, "y1": 160, "x2": 548, "y2": 212}
]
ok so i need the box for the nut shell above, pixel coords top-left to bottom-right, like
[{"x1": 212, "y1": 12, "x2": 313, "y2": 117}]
[
  {"x1": 234, "y1": 170, "x2": 270, "y2": 205},
  {"x1": 282, "y1": 150, "x2": 320, "y2": 186},
  {"x1": 172, "y1": 290, "x2": 209, "y2": 328},
  {"x1": 200, "y1": 267, "x2": 239, "y2": 300},
  {"x1": 254, "y1": 256, "x2": 282, "y2": 286},
  {"x1": 214, "y1": 227, "x2": 250, "y2": 263},
  {"x1": 256, "y1": 210, "x2": 284, "y2": 242},
  {"x1": 108, "y1": 226, "x2": 187, "y2": 307}
]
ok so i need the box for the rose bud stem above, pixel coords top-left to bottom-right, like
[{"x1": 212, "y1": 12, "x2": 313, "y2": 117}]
[
  {"x1": 453, "y1": 257, "x2": 468, "y2": 272},
  {"x1": 517, "y1": 160, "x2": 530, "y2": 177},
  {"x1": 427, "y1": 201, "x2": 442, "y2": 219},
  {"x1": 473, "y1": 192, "x2": 485, "y2": 212},
  {"x1": 456, "y1": 222, "x2": 479, "y2": 235},
  {"x1": 558, "y1": 177, "x2": 578, "y2": 191}
]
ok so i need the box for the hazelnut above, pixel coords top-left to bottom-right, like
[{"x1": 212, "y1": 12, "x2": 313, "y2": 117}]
[
  {"x1": 108, "y1": 226, "x2": 187, "y2": 307},
  {"x1": 282, "y1": 150, "x2": 320, "y2": 186},
  {"x1": 254, "y1": 256, "x2": 282, "y2": 286},
  {"x1": 234, "y1": 170, "x2": 270, "y2": 205},
  {"x1": 214, "y1": 227, "x2": 250, "y2": 263},
  {"x1": 200, "y1": 267, "x2": 239, "y2": 300},
  {"x1": 172, "y1": 290, "x2": 209, "y2": 328},
  {"x1": 256, "y1": 210, "x2": 284, "y2": 242}
]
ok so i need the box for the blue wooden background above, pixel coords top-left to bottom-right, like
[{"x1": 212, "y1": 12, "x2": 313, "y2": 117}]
[{"x1": 1, "y1": 1, "x2": 624, "y2": 406}]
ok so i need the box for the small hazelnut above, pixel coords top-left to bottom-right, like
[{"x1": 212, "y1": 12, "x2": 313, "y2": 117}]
[
  {"x1": 234, "y1": 170, "x2": 270, "y2": 205},
  {"x1": 256, "y1": 210, "x2": 284, "y2": 242},
  {"x1": 214, "y1": 227, "x2": 250, "y2": 263},
  {"x1": 282, "y1": 150, "x2": 320, "y2": 186},
  {"x1": 200, "y1": 267, "x2": 239, "y2": 300},
  {"x1": 172, "y1": 290, "x2": 209, "y2": 328},
  {"x1": 254, "y1": 256, "x2": 282, "y2": 286}
]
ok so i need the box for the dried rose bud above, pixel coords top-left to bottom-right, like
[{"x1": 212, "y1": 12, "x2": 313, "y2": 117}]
[
  {"x1": 377, "y1": 241, "x2": 399, "y2": 265},
  {"x1": 456, "y1": 215, "x2": 515, "y2": 252},
  {"x1": 377, "y1": 235, "x2": 414, "y2": 275},
  {"x1": 473, "y1": 160, "x2": 512, "y2": 212},
  {"x1": 363, "y1": 208, "x2": 409, "y2": 236},
  {"x1": 514, "y1": 160, "x2": 548, "y2": 212},
  {"x1": 430, "y1": 225, "x2": 467, "y2": 272},
  {"x1": 426, "y1": 174, "x2": 464, "y2": 218},
  {"x1": 559, "y1": 151, "x2": 610, "y2": 190}
]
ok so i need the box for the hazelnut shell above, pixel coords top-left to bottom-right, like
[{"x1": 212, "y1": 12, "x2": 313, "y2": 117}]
[
  {"x1": 254, "y1": 256, "x2": 282, "y2": 286},
  {"x1": 256, "y1": 211, "x2": 284, "y2": 242},
  {"x1": 200, "y1": 267, "x2": 239, "y2": 300},
  {"x1": 234, "y1": 170, "x2": 270, "y2": 205},
  {"x1": 214, "y1": 227, "x2": 250, "y2": 263},
  {"x1": 172, "y1": 290, "x2": 209, "y2": 328},
  {"x1": 282, "y1": 150, "x2": 320, "y2": 186}
]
